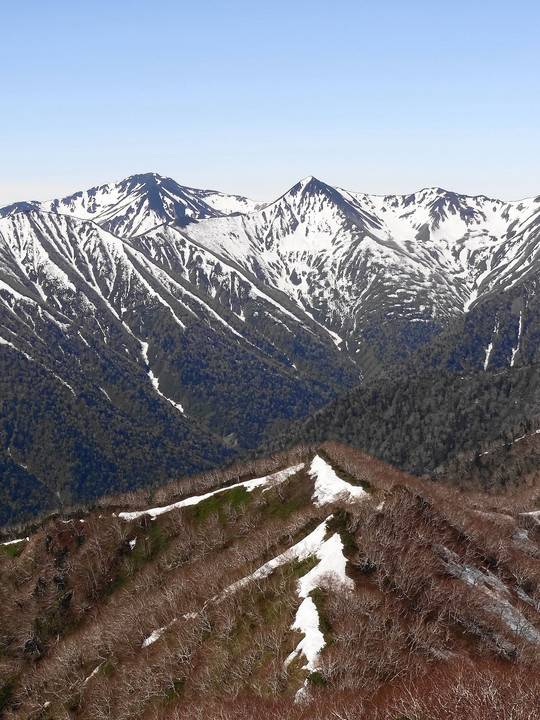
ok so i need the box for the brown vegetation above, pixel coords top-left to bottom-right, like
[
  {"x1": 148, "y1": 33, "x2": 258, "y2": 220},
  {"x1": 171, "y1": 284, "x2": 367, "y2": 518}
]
[{"x1": 2, "y1": 442, "x2": 540, "y2": 718}]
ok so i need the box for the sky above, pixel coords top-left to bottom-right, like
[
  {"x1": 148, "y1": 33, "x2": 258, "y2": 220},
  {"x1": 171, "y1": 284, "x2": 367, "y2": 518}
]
[{"x1": 0, "y1": 0, "x2": 539, "y2": 204}]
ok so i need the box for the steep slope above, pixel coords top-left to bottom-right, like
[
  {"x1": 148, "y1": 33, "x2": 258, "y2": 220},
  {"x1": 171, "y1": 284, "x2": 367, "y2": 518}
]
[
  {"x1": 399, "y1": 272, "x2": 540, "y2": 374},
  {"x1": 185, "y1": 179, "x2": 540, "y2": 374},
  {"x1": 6, "y1": 174, "x2": 540, "y2": 376},
  {"x1": 276, "y1": 362, "x2": 540, "y2": 476}
]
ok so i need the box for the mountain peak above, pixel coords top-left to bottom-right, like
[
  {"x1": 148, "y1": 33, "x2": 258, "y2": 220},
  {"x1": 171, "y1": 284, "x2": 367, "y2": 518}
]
[
  {"x1": 116, "y1": 172, "x2": 171, "y2": 192},
  {"x1": 126, "y1": 171, "x2": 167, "y2": 184},
  {"x1": 294, "y1": 175, "x2": 328, "y2": 193},
  {"x1": 282, "y1": 176, "x2": 344, "y2": 206}
]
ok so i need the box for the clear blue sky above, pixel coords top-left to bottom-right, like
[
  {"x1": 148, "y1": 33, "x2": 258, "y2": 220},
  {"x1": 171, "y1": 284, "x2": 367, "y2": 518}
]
[{"x1": 1, "y1": 0, "x2": 539, "y2": 204}]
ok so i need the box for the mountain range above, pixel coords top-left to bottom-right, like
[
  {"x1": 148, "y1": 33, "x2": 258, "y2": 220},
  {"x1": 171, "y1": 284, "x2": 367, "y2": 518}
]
[{"x1": 3, "y1": 172, "x2": 540, "y2": 523}]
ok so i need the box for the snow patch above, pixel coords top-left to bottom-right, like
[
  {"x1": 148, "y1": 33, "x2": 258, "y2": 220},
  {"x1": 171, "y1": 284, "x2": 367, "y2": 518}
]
[
  {"x1": 308, "y1": 455, "x2": 367, "y2": 506},
  {"x1": 148, "y1": 369, "x2": 185, "y2": 414},
  {"x1": 142, "y1": 626, "x2": 166, "y2": 648},
  {"x1": 484, "y1": 341, "x2": 493, "y2": 371},
  {"x1": 0, "y1": 537, "x2": 28, "y2": 546},
  {"x1": 510, "y1": 312, "x2": 523, "y2": 367},
  {"x1": 289, "y1": 598, "x2": 325, "y2": 671},
  {"x1": 140, "y1": 340, "x2": 149, "y2": 365},
  {"x1": 117, "y1": 464, "x2": 304, "y2": 521},
  {"x1": 286, "y1": 529, "x2": 353, "y2": 671}
]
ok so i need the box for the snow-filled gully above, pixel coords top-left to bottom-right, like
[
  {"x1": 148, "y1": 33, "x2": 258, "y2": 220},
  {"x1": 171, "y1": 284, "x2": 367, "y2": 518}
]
[{"x1": 285, "y1": 528, "x2": 353, "y2": 672}]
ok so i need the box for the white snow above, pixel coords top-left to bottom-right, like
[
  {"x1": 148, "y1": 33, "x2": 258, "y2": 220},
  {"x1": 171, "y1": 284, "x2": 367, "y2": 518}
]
[
  {"x1": 223, "y1": 519, "x2": 329, "y2": 597},
  {"x1": 0, "y1": 536, "x2": 29, "y2": 546},
  {"x1": 289, "y1": 598, "x2": 325, "y2": 671},
  {"x1": 510, "y1": 311, "x2": 523, "y2": 367},
  {"x1": 130, "y1": 509, "x2": 350, "y2": 678},
  {"x1": 117, "y1": 464, "x2": 304, "y2": 521},
  {"x1": 308, "y1": 455, "x2": 367, "y2": 506},
  {"x1": 484, "y1": 341, "x2": 493, "y2": 371},
  {"x1": 148, "y1": 369, "x2": 184, "y2": 413},
  {"x1": 142, "y1": 626, "x2": 166, "y2": 648},
  {"x1": 286, "y1": 528, "x2": 353, "y2": 671},
  {"x1": 507, "y1": 428, "x2": 540, "y2": 446},
  {"x1": 76, "y1": 328, "x2": 88, "y2": 345},
  {"x1": 52, "y1": 373, "x2": 76, "y2": 396},
  {"x1": 34, "y1": 174, "x2": 264, "y2": 238},
  {"x1": 134, "y1": 338, "x2": 185, "y2": 412},
  {"x1": 483, "y1": 318, "x2": 499, "y2": 371},
  {"x1": 139, "y1": 340, "x2": 149, "y2": 365},
  {"x1": 297, "y1": 532, "x2": 353, "y2": 598},
  {"x1": 83, "y1": 662, "x2": 104, "y2": 685}
]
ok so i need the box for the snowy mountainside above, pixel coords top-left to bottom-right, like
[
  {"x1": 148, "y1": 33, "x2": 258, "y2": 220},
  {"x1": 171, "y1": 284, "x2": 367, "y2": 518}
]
[
  {"x1": 0, "y1": 208, "x2": 358, "y2": 523},
  {"x1": 185, "y1": 178, "x2": 540, "y2": 370},
  {"x1": 6, "y1": 172, "x2": 540, "y2": 361},
  {"x1": 0, "y1": 209, "x2": 354, "y2": 412}
]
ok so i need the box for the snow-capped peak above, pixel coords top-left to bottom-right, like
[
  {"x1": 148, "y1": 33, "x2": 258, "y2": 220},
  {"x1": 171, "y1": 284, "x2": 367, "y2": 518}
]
[{"x1": 0, "y1": 173, "x2": 267, "y2": 239}]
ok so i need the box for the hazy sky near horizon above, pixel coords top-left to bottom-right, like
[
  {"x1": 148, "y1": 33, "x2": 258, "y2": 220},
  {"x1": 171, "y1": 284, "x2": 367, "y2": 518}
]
[{"x1": 1, "y1": 0, "x2": 539, "y2": 204}]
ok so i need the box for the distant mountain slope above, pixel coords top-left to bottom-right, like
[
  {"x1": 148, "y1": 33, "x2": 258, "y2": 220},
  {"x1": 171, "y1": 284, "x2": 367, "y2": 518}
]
[
  {"x1": 6, "y1": 173, "x2": 540, "y2": 373},
  {"x1": 263, "y1": 272, "x2": 540, "y2": 477},
  {"x1": 274, "y1": 362, "x2": 540, "y2": 475},
  {"x1": 184, "y1": 178, "x2": 540, "y2": 374},
  {"x1": 0, "y1": 208, "x2": 358, "y2": 523},
  {"x1": 398, "y1": 273, "x2": 540, "y2": 374},
  {"x1": 3, "y1": 173, "x2": 540, "y2": 522}
]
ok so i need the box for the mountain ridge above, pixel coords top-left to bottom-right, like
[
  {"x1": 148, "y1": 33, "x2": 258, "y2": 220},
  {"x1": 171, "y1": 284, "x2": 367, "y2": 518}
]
[{"x1": 3, "y1": 442, "x2": 540, "y2": 719}]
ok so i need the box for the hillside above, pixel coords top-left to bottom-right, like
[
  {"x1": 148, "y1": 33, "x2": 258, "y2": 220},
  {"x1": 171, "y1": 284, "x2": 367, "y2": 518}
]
[
  {"x1": 2, "y1": 443, "x2": 540, "y2": 719},
  {"x1": 266, "y1": 361, "x2": 540, "y2": 480}
]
